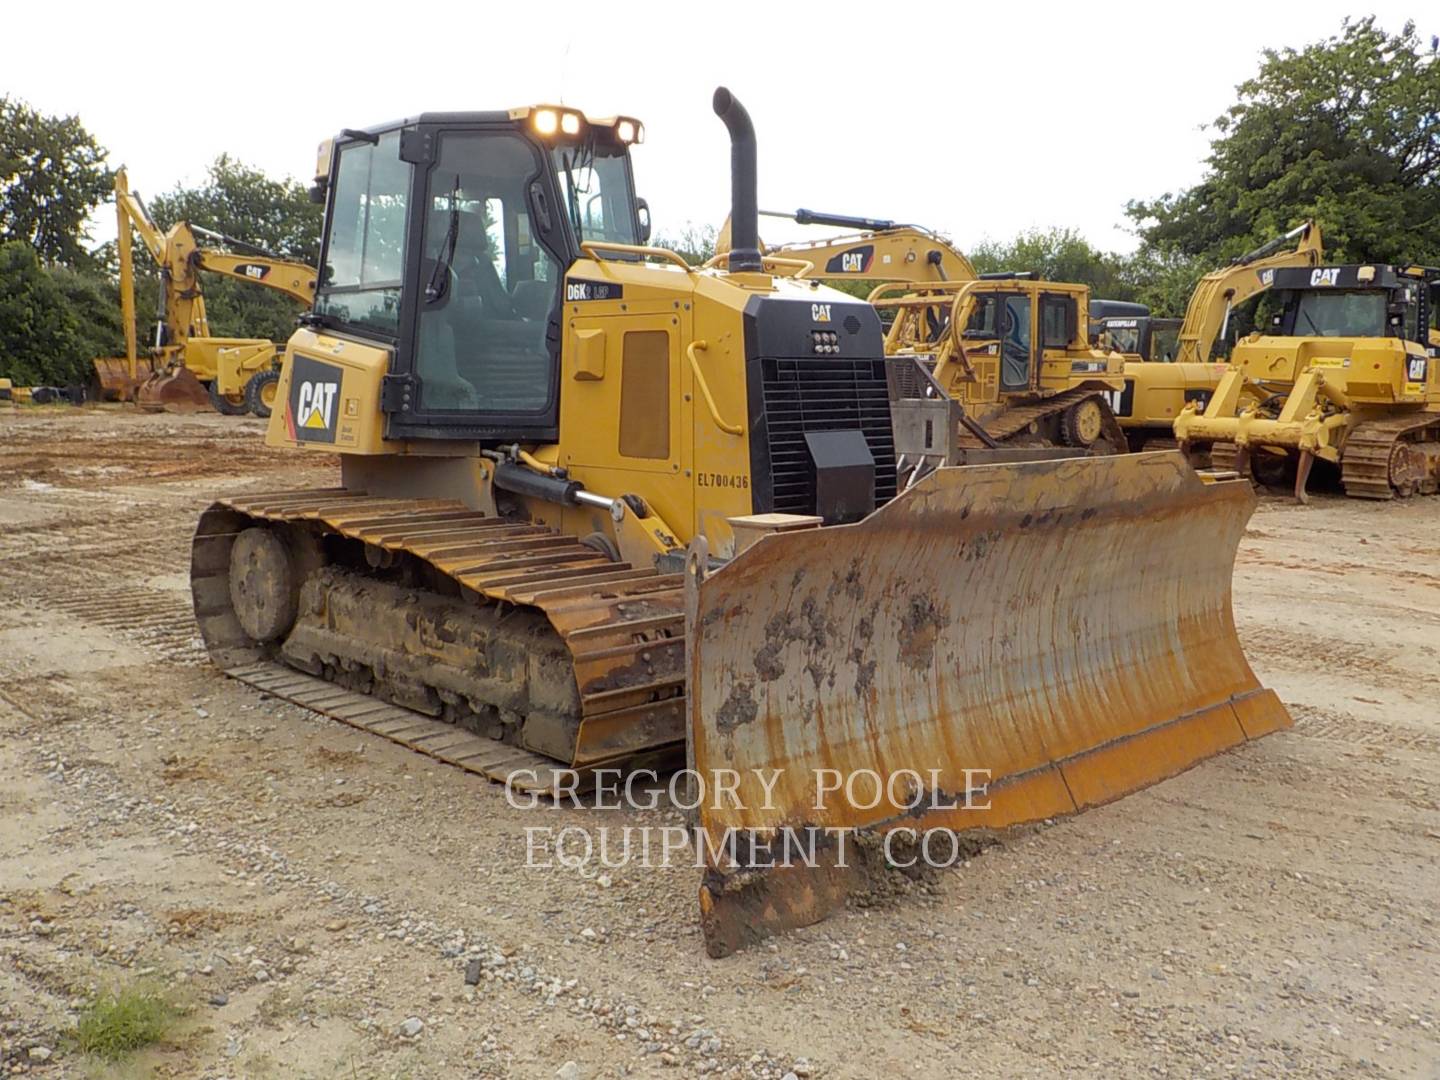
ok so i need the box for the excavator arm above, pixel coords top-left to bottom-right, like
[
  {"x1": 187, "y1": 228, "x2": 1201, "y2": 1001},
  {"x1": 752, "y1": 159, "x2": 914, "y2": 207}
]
[
  {"x1": 1173, "y1": 221, "x2": 1323, "y2": 364},
  {"x1": 718, "y1": 208, "x2": 977, "y2": 284},
  {"x1": 99, "y1": 169, "x2": 318, "y2": 406},
  {"x1": 191, "y1": 249, "x2": 316, "y2": 307},
  {"x1": 113, "y1": 167, "x2": 211, "y2": 364}
]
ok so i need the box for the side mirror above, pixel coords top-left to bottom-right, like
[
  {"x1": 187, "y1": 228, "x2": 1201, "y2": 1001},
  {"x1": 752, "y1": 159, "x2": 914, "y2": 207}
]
[{"x1": 636, "y1": 197, "x2": 652, "y2": 244}]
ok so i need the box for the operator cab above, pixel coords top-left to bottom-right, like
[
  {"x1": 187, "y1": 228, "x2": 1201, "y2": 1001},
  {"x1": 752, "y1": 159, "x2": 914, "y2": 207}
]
[
  {"x1": 1266, "y1": 264, "x2": 1439, "y2": 349},
  {"x1": 1094, "y1": 316, "x2": 1182, "y2": 361},
  {"x1": 307, "y1": 107, "x2": 647, "y2": 441},
  {"x1": 958, "y1": 285, "x2": 1084, "y2": 390}
]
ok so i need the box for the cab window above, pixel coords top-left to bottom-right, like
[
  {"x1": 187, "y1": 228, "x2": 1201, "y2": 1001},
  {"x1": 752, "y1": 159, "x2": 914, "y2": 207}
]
[
  {"x1": 551, "y1": 141, "x2": 637, "y2": 246},
  {"x1": 316, "y1": 132, "x2": 410, "y2": 335},
  {"x1": 1290, "y1": 290, "x2": 1386, "y2": 337},
  {"x1": 1041, "y1": 296, "x2": 1075, "y2": 348},
  {"x1": 413, "y1": 131, "x2": 562, "y2": 414},
  {"x1": 963, "y1": 295, "x2": 999, "y2": 337},
  {"x1": 1105, "y1": 325, "x2": 1141, "y2": 354}
]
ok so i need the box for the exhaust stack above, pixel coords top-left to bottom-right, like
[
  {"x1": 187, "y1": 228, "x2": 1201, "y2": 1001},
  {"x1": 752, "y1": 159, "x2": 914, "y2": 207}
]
[{"x1": 712, "y1": 87, "x2": 761, "y2": 272}]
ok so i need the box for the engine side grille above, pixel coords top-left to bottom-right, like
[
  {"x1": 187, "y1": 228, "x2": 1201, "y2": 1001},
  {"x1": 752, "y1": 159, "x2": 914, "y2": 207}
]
[{"x1": 758, "y1": 357, "x2": 898, "y2": 514}]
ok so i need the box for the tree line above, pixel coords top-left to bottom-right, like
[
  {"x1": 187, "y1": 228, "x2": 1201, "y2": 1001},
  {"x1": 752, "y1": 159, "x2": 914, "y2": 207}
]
[
  {"x1": 3, "y1": 16, "x2": 1436, "y2": 387},
  {"x1": 0, "y1": 110, "x2": 319, "y2": 386}
]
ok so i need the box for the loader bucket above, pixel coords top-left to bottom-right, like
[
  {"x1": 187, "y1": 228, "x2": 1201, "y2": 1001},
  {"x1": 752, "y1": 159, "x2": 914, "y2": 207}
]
[
  {"x1": 91, "y1": 356, "x2": 159, "y2": 402},
  {"x1": 685, "y1": 451, "x2": 1290, "y2": 957},
  {"x1": 135, "y1": 366, "x2": 211, "y2": 412}
]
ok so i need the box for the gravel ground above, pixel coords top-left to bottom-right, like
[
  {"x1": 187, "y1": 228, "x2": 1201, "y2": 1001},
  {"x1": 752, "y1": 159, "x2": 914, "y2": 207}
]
[{"x1": 0, "y1": 406, "x2": 1437, "y2": 1078}]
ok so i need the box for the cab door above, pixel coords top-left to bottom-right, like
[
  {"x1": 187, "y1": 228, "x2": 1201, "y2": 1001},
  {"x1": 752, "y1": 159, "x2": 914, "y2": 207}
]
[{"x1": 998, "y1": 293, "x2": 1034, "y2": 391}]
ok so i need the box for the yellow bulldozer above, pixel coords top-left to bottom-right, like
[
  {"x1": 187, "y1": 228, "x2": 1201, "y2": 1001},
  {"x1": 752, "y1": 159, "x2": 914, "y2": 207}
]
[
  {"x1": 1093, "y1": 223, "x2": 1325, "y2": 453},
  {"x1": 737, "y1": 218, "x2": 1131, "y2": 456},
  {"x1": 1175, "y1": 262, "x2": 1440, "y2": 501},
  {"x1": 93, "y1": 169, "x2": 318, "y2": 415},
  {"x1": 190, "y1": 89, "x2": 1289, "y2": 955}
]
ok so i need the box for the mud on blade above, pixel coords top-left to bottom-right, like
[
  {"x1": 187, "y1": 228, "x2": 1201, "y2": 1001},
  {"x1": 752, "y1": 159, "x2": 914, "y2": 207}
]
[{"x1": 685, "y1": 451, "x2": 1290, "y2": 957}]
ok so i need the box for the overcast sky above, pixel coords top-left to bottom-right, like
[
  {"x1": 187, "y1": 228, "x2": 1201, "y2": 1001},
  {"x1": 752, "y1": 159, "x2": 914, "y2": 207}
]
[{"x1": 5, "y1": 2, "x2": 1431, "y2": 256}]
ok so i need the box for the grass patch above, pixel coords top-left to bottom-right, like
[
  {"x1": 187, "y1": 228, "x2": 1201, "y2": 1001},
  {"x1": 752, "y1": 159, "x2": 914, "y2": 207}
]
[{"x1": 69, "y1": 984, "x2": 178, "y2": 1061}]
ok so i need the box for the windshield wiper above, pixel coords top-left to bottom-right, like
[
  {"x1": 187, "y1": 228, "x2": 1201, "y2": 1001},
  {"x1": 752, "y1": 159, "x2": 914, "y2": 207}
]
[
  {"x1": 559, "y1": 139, "x2": 595, "y2": 242},
  {"x1": 425, "y1": 176, "x2": 462, "y2": 304}
]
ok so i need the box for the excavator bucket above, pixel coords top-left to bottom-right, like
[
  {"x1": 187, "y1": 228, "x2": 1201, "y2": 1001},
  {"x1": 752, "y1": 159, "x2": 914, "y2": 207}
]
[
  {"x1": 686, "y1": 451, "x2": 1290, "y2": 957},
  {"x1": 91, "y1": 356, "x2": 159, "y2": 402},
  {"x1": 135, "y1": 365, "x2": 211, "y2": 412}
]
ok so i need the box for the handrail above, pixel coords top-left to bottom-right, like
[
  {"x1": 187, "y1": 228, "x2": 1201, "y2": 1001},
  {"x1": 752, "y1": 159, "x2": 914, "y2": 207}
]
[
  {"x1": 579, "y1": 240, "x2": 695, "y2": 272},
  {"x1": 868, "y1": 280, "x2": 971, "y2": 305},
  {"x1": 686, "y1": 341, "x2": 744, "y2": 436},
  {"x1": 703, "y1": 252, "x2": 815, "y2": 278}
]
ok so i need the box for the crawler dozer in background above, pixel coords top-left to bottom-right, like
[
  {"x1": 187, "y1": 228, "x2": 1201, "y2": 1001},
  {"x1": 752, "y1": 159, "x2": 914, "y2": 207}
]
[
  {"x1": 93, "y1": 169, "x2": 317, "y2": 415},
  {"x1": 741, "y1": 220, "x2": 1130, "y2": 457},
  {"x1": 1095, "y1": 223, "x2": 1324, "y2": 453},
  {"x1": 1176, "y1": 263, "x2": 1440, "y2": 501},
  {"x1": 190, "y1": 88, "x2": 1290, "y2": 956}
]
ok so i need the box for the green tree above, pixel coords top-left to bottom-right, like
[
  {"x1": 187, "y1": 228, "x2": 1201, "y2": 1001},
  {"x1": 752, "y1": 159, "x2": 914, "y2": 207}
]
[
  {"x1": 1116, "y1": 247, "x2": 1209, "y2": 318},
  {"x1": 655, "y1": 222, "x2": 717, "y2": 266},
  {"x1": 0, "y1": 241, "x2": 99, "y2": 385},
  {"x1": 49, "y1": 263, "x2": 124, "y2": 366},
  {"x1": 0, "y1": 98, "x2": 114, "y2": 267},
  {"x1": 144, "y1": 156, "x2": 322, "y2": 341},
  {"x1": 1128, "y1": 18, "x2": 1440, "y2": 265},
  {"x1": 970, "y1": 227, "x2": 1138, "y2": 301}
]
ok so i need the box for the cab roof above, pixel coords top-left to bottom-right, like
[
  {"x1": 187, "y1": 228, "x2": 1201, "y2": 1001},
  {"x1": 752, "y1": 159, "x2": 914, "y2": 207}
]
[
  {"x1": 342, "y1": 106, "x2": 641, "y2": 141},
  {"x1": 1272, "y1": 264, "x2": 1439, "y2": 291}
]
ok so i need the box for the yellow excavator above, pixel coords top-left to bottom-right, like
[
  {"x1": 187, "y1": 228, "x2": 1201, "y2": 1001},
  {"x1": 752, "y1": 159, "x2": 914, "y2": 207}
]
[
  {"x1": 189, "y1": 89, "x2": 1289, "y2": 956},
  {"x1": 1175, "y1": 262, "x2": 1440, "y2": 501},
  {"x1": 738, "y1": 218, "x2": 1130, "y2": 455},
  {"x1": 750, "y1": 209, "x2": 977, "y2": 283},
  {"x1": 1094, "y1": 223, "x2": 1325, "y2": 452},
  {"x1": 92, "y1": 169, "x2": 318, "y2": 415}
]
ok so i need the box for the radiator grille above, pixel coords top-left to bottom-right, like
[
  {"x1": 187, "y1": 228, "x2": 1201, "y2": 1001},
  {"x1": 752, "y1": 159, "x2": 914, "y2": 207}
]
[{"x1": 759, "y1": 357, "x2": 898, "y2": 514}]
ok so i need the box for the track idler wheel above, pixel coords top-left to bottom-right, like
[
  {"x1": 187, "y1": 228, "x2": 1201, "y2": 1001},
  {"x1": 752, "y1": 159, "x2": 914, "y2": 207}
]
[
  {"x1": 229, "y1": 527, "x2": 300, "y2": 643},
  {"x1": 1387, "y1": 442, "x2": 1427, "y2": 498},
  {"x1": 1060, "y1": 396, "x2": 1105, "y2": 449}
]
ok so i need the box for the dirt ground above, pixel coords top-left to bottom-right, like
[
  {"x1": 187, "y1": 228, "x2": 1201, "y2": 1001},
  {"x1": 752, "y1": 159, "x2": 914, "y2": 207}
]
[{"x1": 0, "y1": 406, "x2": 1436, "y2": 1079}]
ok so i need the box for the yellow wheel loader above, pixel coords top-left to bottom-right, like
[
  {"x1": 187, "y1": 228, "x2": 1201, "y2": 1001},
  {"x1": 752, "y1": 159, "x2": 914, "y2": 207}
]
[
  {"x1": 1094, "y1": 223, "x2": 1324, "y2": 455},
  {"x1": 190, "y1": 89, "x2": 1290, "y2": 955},
  {"x1": 92, "y1": 169, "x2": 317, "y2": 415},
  {"x1": 1176, "y1": 263, "x2": 1440, "y2": 501}
]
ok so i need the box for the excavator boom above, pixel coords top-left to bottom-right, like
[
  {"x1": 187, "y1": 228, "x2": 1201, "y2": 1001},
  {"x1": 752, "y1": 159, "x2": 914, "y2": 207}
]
[
  {"x1": 93, "y1": 168, "x2": 317, "y2": 413},
  {"x1": 719, "y1": 209, "x2": 977, "y2": 283},
  {"x1": 1173, "y1": 221, "x2": 1323, "y2": 364}
]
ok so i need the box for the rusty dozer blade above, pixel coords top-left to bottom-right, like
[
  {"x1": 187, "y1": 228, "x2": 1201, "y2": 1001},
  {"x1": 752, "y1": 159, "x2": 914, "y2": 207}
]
[
  {"x1": 685, "y1": 451, "x2": 1290, "y2": 957},
  {"x1": 135, "y1": 365, "x2": 211, "y2": 412}
]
